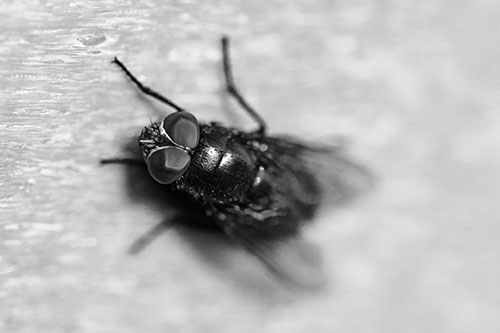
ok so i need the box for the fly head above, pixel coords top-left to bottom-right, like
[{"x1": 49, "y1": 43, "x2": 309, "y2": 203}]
[{"x1": 138, "y1": 112, "x2": 200, "y2": 184}]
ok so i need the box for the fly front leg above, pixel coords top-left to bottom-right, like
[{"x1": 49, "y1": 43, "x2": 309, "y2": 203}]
[
  {"x1": 112, "y1": 57, "x2": 185, "y2": 113},
  {"x1": 100, "y1": 157, "x2": 146, "y2": 167}
]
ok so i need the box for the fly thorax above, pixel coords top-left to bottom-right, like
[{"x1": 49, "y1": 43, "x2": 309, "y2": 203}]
[{"x1": 186, "y1": 141, "x2": 257, "y2": 202}]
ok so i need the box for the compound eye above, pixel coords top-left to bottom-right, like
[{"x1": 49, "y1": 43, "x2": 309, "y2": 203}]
[
  {"x1": 147, "y1": 147, "x2": 191, "y2": 184},
  {"x1": 162, "y1": 112, "x2": 200, "y2": 149}
]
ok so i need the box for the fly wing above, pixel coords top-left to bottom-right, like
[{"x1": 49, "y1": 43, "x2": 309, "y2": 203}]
[
  {"x1": 211, "y1": 134, "x2": 372, "y2": 287},
  {"x1": 262, "y1": 135, "x2": 374, "y2": 206}
]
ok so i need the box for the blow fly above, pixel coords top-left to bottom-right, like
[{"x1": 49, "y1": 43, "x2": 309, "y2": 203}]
[{"x1": 102, "y1": 37, "x2": 372, "y2": 287}]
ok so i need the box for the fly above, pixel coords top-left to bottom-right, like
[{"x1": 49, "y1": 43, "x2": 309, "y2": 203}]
[{"x1": 102, "y1": 36, "x2": 372, "y2": 287}]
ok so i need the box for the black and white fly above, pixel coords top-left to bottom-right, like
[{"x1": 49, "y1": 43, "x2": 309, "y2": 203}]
[{"x1": 102, "y1": 37, "x2": 372, "y2": 287}]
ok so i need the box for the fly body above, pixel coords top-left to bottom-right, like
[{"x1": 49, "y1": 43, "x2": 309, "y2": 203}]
[{"x1": 102, "y1": 36, "x2": 371, "y2": 287}]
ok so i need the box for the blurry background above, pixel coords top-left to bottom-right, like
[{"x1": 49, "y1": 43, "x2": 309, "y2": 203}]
[{"x1": 1, "y1": 1, "x2": 499, "y2": 332}]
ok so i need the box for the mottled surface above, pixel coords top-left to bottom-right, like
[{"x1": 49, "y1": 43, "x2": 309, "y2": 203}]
[{"x1": 1, "y1": 1, "x2": 499, "y2": 332}]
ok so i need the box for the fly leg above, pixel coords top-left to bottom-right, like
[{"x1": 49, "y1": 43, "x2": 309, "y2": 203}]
[
  {"x1": 221, "y1": 36, "x2": 267, "y2": 136},
  {"x1": 112, "y1": 57, "x2": 185, "y2": 113},
  {"x1": 100, "y1": 158, "x2": 146, "y2": 167},
  {"x1": 128, "y1": 219, "x2": 171, "y2": 254}
]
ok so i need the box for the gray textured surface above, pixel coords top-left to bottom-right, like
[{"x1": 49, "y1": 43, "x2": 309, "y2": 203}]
[{"x1": 1, "y1": 1, "x2": 499, "y2": 332}]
